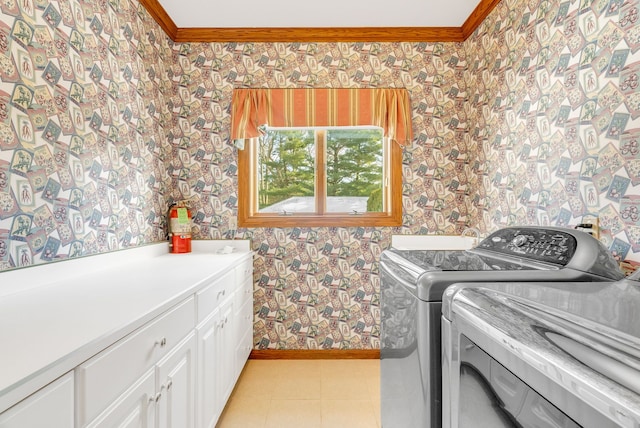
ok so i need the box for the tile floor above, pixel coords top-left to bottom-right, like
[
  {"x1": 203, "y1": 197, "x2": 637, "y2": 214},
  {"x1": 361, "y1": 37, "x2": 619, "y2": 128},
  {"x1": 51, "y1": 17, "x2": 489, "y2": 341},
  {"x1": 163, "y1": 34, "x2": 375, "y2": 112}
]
[{"x1": 216, "y1": 359, "x2": 381, "y2": 428}]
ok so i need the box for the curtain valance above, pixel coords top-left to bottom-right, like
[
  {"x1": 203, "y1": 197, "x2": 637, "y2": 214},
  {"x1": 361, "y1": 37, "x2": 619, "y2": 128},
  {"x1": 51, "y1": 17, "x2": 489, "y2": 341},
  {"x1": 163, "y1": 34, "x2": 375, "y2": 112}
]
[{"x1": 231, "y1": 88, "x2": 413, "y2": 146}]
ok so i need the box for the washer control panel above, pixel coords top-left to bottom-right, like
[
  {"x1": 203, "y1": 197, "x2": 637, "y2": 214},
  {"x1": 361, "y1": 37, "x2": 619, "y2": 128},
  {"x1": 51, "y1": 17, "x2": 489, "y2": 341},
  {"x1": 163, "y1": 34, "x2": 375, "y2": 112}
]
[{"x1": 478, "y1": 228, "x2": 577, "y2": 266}]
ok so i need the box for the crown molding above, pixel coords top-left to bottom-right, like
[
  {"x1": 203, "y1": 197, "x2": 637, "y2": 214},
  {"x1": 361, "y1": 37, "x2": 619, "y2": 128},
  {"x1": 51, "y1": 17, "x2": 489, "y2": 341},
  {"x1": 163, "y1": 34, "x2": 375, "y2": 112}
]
[
  {"x1": 138, "y1": 0, "x2": 178, "y2": 39},
  {"x1": 140, "y1": 0, "x2": 497, "y2": 43},
  {"x1": 461, "y1": 0, "x2": 503, "y2": 38},
  {"x1": 174, "y1": 26, "x2": 465, "y2": 43}
]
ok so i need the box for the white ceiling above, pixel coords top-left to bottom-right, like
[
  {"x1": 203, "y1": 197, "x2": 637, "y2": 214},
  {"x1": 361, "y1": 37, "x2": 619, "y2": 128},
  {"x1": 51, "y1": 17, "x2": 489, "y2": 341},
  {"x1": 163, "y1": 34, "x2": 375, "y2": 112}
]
[{"x1": 158, "y1": 0, "x2": 482, "y2": 28}]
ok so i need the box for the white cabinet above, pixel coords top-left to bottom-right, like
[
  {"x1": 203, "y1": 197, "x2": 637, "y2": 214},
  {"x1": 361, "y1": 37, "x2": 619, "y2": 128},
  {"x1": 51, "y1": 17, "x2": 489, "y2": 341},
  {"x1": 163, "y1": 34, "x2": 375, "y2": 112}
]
[
  {"x1": 196, "y1": 255, "x2": 253, "y2": 428},
  {"x1": 76, "y1": 297, "x2": 195, "y2": 426},
  {"x1": 156, "y1": 332, "x2": 196, "y2": 428},
  {"x1": 0, "y1": 372, "x2": 74, "y2": 428},
  {"x1": 78, "y1": 298, "x2": 196, "y2": 428},
  {"x1": 196, "y1": 308, "x2": 219, "y2": 428},
  {"x1": 85, "y1": 370, "x2": 155, "y2": 428},
  {"x1": 233, "y1": 259, "x2": 254, "y2": 382},
  {"x1": 0, "y1": 247, "x2": 253, "y2": 428},
  {"x1": 217, "y1": 300, "x2": 236, "y2": 404},
  {"x1": 85, "y1": 332, "x2": 196, "y2": 428},
  {"x1": 234, "y1": 298, "x2": 253, "y2": 381},
  {"x1": 196, "y1": 294, "x2": 234, "y2": 428}
]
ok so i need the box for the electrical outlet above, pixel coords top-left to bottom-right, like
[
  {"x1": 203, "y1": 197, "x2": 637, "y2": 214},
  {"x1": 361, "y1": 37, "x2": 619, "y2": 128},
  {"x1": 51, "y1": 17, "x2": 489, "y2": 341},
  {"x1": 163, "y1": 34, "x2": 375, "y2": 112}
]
[{"x1": 575, "y1": 216, "x2": 600, "y2": 240}]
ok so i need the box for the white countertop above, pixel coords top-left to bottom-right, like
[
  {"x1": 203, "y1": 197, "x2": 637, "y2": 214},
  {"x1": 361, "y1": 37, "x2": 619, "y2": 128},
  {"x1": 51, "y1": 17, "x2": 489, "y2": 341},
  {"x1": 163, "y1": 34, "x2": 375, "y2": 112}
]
[{"x1": 0, "y1": 240, "x2": 252, "y2": 413}]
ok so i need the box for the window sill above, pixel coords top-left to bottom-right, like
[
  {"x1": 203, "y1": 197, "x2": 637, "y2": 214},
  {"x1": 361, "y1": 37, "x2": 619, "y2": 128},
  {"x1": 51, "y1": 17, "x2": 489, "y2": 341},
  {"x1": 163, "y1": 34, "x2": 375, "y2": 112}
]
[{"x1": 238, "y1": 213, "x2": 402, "y2": 228}]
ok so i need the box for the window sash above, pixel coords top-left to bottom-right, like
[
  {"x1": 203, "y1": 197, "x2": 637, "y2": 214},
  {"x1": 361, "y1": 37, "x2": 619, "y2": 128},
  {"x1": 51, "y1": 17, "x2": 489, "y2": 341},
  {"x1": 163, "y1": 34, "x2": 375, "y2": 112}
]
[{"x1": 238, "y1": 131, "x2": 402, "y2": 227}]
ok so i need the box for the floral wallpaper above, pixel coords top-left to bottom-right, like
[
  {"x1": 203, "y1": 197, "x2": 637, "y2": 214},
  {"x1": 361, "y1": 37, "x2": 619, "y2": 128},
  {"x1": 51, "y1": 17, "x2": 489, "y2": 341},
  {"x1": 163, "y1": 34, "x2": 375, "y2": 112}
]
[
  {"x1": 0, "y1": 0, "x2": 172, "y2": 271},
  {"x1": 466, "y1": 0, "x2": 640, "y2": 269},
  {"x1": 0, "y1": 0, "x2": 638, "y2": 350}
]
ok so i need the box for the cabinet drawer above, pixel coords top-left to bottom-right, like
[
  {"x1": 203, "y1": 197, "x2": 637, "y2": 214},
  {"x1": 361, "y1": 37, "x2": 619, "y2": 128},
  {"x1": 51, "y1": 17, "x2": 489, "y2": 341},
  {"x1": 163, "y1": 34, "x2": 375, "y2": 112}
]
[
  {"x1": 235, "y1": 258, "x2": 253, "y2": 285},
  {"x1": 0, "y1": 372, "x2": 74, "y2": 428},
  {"x1": 234, "y1": 325, "x2": 253, "y2": 381},
  {"x1": 76, "y1": 297, "x2": 195, "y2": 426},
  {"x1": 233, "y1": 277, "x2": 253, "y2": 317},
  {"x1": 197, "y1": 270, "x2": 234, "y2": 323},
  {"x1": 236, "y1": 297, "x2": 253, "y2": 338}
]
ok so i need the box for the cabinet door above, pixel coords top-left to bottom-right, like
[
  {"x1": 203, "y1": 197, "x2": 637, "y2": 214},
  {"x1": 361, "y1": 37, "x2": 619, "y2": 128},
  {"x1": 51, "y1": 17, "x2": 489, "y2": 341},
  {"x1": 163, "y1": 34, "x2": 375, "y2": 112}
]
[
  {"x1": 86, "y1": 369, "x2": 155, "y2": 428},
  {"x1": 76, "y1": 297, "x2": 195, "y2": 426},
  {"x1": 196, "y1": 310, "x2": 219, "y2": 428},
  {"x1": 234, "y1": 324, "x2": 253, "y2": 384},
  {"x1": 196, "y1": 298, "x2": 234, "y2": 428},
  {"x1": 0, "y1": 372, "x2": 74, "y2": 428},
  {"x1": 233, "y1": 297, "x2": 253, "y2": 383},
  {"x1": 156, "y1": 332, "x2": 196, "y2": 428},
  {"x1": 216, "y1": 299, "x2": 235, "y2": 406}
]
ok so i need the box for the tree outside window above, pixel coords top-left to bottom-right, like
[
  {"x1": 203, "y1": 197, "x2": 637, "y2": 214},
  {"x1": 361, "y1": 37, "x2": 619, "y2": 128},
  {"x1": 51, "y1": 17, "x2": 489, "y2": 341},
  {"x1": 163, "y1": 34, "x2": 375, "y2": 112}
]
[{"x1": 238, "y1": 126, "x2": 401, "y2": 227}]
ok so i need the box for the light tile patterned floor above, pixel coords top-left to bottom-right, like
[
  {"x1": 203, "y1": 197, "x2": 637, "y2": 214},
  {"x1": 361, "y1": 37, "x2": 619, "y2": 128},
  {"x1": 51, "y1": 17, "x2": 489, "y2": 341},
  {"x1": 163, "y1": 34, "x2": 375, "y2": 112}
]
[{"x1": 216, "y1": 359, "x2": 381, "y2": 428}]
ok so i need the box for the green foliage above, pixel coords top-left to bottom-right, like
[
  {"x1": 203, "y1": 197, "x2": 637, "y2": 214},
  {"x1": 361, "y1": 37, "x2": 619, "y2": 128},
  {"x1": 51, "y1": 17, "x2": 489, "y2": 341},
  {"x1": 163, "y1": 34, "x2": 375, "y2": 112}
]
[
  {"x1": 258, "y1": 128, "x2": 384, "y2": 212},
  {"x1": 258, "y1": 130, "x2": 315, "y2": 209},
  {"x1": 326, "y1": 129, "x2": 383, "y2": 204}
]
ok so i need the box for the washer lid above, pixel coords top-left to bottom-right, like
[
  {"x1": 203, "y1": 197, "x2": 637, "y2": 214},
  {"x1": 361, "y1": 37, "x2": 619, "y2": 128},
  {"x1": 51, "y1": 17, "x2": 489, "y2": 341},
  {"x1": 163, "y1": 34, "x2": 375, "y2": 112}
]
[{"x1": 385, "y1": 248, "x2": 540, "y2": 272}]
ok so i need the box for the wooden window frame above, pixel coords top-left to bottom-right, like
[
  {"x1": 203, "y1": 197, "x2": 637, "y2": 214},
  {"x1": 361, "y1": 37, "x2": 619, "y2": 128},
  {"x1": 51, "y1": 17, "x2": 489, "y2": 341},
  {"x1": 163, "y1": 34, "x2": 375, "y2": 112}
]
[{"x1": 237, "y1": 128, "x2": 403, "y2": 228}]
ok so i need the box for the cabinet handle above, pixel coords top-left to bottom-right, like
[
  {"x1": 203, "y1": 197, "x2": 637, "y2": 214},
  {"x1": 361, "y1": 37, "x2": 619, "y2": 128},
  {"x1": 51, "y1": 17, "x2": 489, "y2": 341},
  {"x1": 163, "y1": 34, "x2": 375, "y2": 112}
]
[
  {"x1": 155, "y1": 392, "x2": 162, "y2": 402},
  {"x1": 217, "y1": 290, "x2": 226, "y2": 299},
  {"x1": 155, "y1": 337, "x2": 167, "y2": 347},
  {"x1": 167, "y1": 379, "x2": 173, "y2": 390}
]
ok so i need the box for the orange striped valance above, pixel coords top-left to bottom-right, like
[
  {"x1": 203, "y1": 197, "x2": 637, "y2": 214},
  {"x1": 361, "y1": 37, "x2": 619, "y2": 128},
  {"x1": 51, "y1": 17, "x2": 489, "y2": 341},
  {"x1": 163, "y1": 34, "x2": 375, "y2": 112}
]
[{"x1": 231, "y1": 88, "x2": 413, "y2": 146}]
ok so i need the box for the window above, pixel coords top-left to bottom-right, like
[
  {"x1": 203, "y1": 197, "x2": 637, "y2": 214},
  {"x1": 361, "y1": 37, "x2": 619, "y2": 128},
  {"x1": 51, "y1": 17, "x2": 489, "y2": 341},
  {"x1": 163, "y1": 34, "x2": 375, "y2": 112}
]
[
  {"x1": 238, "y1": 126, "x2": 402, "y2": 227},
  {"x1": 231, "y1": 88, "x2": 412, "y2": 227}
]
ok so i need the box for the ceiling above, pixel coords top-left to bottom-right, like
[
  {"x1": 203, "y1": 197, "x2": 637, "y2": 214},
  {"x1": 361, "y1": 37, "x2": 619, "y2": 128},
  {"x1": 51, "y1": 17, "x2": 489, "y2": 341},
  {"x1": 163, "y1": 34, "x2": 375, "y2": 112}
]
[
  {"x1": 141, "y1": 0, "x2": 497, "y2": 42},
  {"x1": 158, "y1": 0, "x2": 483, "y2": 29}
]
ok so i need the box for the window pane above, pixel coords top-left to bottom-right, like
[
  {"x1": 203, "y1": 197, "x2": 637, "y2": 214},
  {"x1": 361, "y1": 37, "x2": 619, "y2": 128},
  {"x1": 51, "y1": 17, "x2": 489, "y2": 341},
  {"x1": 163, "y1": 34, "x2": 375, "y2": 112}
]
[
  {"x1": 325, "y1": 128, "x2": 384, "y2": 213},
  {"x1": 257, "y1": 129, "x2": 316, "y2": 213}
]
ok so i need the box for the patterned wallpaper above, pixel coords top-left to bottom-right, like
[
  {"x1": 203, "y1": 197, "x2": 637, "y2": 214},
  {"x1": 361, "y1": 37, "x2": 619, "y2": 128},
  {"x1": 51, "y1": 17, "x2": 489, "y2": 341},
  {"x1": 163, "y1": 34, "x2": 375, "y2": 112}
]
[
  {"x1": 0, "y1": 0, "x2": 638, "y2": 350},
  {"x1": 0, "y1": 0, "x2": 172, "y2": 271},
  {"x1": 165, "y1": 41, "x2": 474, "y2": 350},
  {"x1": 466, "y1": 0, "x2": 640, "y2": 266}
]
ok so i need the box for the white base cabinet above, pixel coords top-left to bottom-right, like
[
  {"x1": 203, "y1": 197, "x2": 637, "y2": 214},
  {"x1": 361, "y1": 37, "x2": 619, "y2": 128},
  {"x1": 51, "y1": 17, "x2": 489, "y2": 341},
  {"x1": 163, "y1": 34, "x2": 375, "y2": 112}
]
[
  {"x1": 196, "y1": 286, "x2": 237, "y2": 428},
  {"x1": 156, "y1": 332, "x2": 196, "y2": 428},
  {"x1": 0, "y1": 372, "x2": 74, "y2": 428},
  {"x1": 85, "y1": 370, "x2": 155, "y2": 428},
  {"x1": 196, "y1": 310, "x2": 220, "y2": 428},
  {"x1": 196, "y1": 300, "x2": 233, "y2": 428},
  {"x1": 83, "y1": 332, "x2": 196, "y2": 428},
  {"x1": 195, "y1": 257, "x2": 253, "y2": 428},
  {"x1": 0, "y1": 248, "x2": 252, "y2": 428}
]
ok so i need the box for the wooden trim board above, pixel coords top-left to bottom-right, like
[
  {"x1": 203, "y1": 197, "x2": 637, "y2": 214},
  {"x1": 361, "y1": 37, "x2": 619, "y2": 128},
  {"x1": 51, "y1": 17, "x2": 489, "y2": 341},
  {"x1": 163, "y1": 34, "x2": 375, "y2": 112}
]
[
  {"x1": 139, "y1": 0, "x2": 499, "y2": 43},
  {"x1": 461, "y1": 0, "x2": 503, "y2": 38},
  {"x1": 175, "y1": 27, "x2": 465, "y2": 43},
  {"x1": 250, "y1": 349, "x2": 380, "y2": 360},
  {"x1": 138, "y1": 0, "x2": 178, "y2": 40}
]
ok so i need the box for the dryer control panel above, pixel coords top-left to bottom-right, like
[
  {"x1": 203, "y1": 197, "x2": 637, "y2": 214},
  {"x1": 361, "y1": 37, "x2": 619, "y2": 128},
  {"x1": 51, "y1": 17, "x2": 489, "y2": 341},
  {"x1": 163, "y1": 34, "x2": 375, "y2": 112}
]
[{"x1": 477, "y1": 228, "x2": 577, "y2": 266}]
